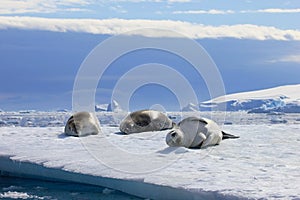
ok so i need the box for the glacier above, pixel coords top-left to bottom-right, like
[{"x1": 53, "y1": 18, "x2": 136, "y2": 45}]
[
  {"x1": 200, "y1": 84, "x2": 300, "y2": 113},
  {"x1": 0, "y1": 111, "x2": 300, "y2": 199}
]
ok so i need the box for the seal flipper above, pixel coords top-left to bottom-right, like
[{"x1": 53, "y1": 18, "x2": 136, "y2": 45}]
[{"x1": 222, "y1": 131, "x2": 240, "y2": 140}]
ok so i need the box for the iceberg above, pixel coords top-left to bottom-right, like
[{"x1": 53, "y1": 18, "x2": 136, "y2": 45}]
[
  {"x1": 95, "y1": 100, "x2": 124, "y2": 112},
  {"x1": 95, "y1": 104, "x2": 109, "y2": 112},
  {"x1": 107, "y1": 100, "x2": 123, "y2": 112},
  {"x1": 181, "y1": 103, "x2": 199, "y2": 112}
]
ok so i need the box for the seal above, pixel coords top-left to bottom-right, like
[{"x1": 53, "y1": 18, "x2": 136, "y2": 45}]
[
  {"x1": 166, "y1": 117, "x2": 239, "y2": 148},
  {"x1": 64, "y1": 111, "x2": 101, "y2": 137},
  {"x1": 119, "y1": 110, "x2": 175, "y2": 134}
]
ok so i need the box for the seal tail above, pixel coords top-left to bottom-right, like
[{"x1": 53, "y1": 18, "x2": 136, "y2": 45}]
[{"x1": 222, "y1": 131, "x2": 239, "y2": 140}]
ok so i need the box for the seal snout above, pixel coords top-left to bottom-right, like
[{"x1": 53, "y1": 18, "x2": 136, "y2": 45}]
[
  {"x1": 170, "y1": 131, "x2": 177, "y2": 138},
  {"x1": 121, "y1": 122, "x2": 135, "y2": 134},
  {"x1": 166, "y1": 129, "x2": 180, "y2": 147}
]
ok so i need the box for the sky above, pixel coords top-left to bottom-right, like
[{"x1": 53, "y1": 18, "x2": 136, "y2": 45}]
[{"x1": 0, "y1": 0, "x2": 299, "y2": 111}]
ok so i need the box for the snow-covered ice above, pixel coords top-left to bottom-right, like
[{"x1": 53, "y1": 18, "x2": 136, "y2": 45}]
[{"x1": 0, "y1": 112, "x2": 300, "y2": 199}]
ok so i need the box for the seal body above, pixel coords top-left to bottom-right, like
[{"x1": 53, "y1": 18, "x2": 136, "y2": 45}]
[
  {"x1": 119, "y1": 110, "x2": 174, "y2": 134},
  {"x1": 166, "y1": 117, "x2": 239, "y2": 149},
  {"x1": 64, "y1": 112, "x2": 101, "y2": 137}
]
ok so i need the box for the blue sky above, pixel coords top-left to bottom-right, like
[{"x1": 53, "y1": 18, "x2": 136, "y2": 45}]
[{"x1": 0, "y1": 0, "x2": 299, "y2": 111}]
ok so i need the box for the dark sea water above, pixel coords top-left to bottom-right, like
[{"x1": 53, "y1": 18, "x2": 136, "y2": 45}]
[{"x1": 0, "y1": 176, "x2": 142, "y2": 200}]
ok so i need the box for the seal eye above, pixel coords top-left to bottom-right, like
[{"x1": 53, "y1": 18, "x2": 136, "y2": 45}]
[{"x1": 171, "y1": 132, "x2": 177, "y2": 137}]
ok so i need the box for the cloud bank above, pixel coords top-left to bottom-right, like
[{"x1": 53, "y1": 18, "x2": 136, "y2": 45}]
[
  {"x1": 0, "y1": 16, "x2": 300, "y2": 41},
  {"x1": 244, "y1": 8, "x2": 300, "y2": 14},
  {"x1": 174, "y1": 8, "x2": 300, "y2": 15},
  {"x1": 173, "y1": 9, "x2": 234, "y2": 15}
]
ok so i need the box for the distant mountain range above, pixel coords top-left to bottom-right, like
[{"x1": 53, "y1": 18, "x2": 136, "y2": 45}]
[
  {"x1": 94, "y1": 84, "x2": 300, "y2": 113},
  {"x1": 199, "y1": 84, "x2": 300, "y2": 113}
]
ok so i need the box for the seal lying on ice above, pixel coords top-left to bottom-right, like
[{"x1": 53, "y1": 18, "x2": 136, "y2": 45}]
[
  {"x1": 64, "y1": 111, "x2": 101, "y2": 137},
  {"x1": 119, "y1": 110, "x2": 175, "y2": 134},
  {"x1": 166, "y1": 117, "x2": 239, "y2": 149}
]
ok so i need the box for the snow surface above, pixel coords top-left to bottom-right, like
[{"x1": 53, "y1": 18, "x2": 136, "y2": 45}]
[{"x1": 1, "y1": 112, "x2": 300, "y2": 199}]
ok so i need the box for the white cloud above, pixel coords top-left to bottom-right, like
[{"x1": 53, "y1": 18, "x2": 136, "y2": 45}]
[
  {"x1": 168, "y1": 0, "x2": 191, "y2": 2},
  {"x1": 0, "y1": 0, "x2": 91, "y2": 14},
  {"x1": 269, "y1": 55, "x2": 300, "y2": 64},
  {"x1": 173, "y1": 9, "x2": 235, "y2": 15},
  {"x1": 174, "y1": 8, "x2": 300, "y2": 15},
  {"x1": 241, "y1": 8, "x2": 300, "y2": 14},
  {"x1": 0, "y1": 16, "x2": 300, "y2": 41},
  {"x1": 110, "y1": 5, "x2": 128, "y2": 13},
  {"x1": 56, "y1": 0, "x2": 91, "y2": 6},
  {"x1": 0, "y1": 0, "x2": 54, "y2": 14},
  {"x1": 109, "y1": 0, "x2": 190, "y2": 2}
]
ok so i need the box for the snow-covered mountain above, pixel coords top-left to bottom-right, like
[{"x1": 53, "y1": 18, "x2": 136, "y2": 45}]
[
  {"x1": 97, "y1": 85, "x2": 300, "y2": 113},
  {"x1": 200, "y1": 84, "x2": 300, "y2": 113}
]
